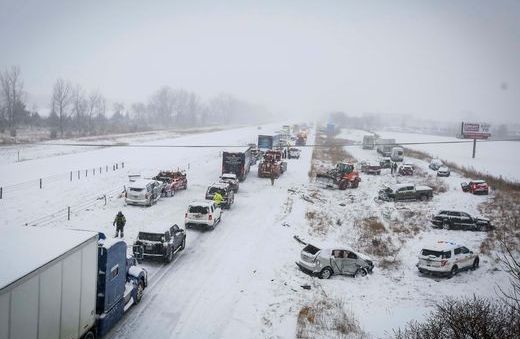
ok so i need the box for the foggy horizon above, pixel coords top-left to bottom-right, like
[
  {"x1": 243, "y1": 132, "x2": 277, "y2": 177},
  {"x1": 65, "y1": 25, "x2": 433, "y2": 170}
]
[{"x1": 1, "y1": 0, "x2": 519, "y2": 124}]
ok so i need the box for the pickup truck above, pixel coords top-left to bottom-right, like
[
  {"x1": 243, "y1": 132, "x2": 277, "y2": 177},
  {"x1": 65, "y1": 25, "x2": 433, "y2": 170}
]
[
  {"x1": 133, "y1": 224, "x2": 186, "y2": 263},
  {"x1": 378, "y1": 183, "x2": 433, "y2": 202}
]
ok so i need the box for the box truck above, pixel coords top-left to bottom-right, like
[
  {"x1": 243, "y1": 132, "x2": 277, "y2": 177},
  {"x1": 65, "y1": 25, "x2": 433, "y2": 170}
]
[
  {"x1": 222, "y1": 146, "x2": 252, "y2": 182},
  {"x1": 0, "y1": 227, "x2": 147, "y2": 339}
]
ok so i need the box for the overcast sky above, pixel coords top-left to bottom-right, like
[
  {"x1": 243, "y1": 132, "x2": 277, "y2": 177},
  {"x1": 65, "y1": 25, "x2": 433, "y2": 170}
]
[{"x1": 1, "y1": 0, "x2": 519, "y2": 123}]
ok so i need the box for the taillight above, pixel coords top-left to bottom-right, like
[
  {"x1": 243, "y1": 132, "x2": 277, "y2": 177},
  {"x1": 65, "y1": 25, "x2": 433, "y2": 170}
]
[
  {"x1": 441, "y1": 260, "x2": 448, "y2": 266},
  {"x1": 209, "y1": 214, "x2": 213, "y2": 220}
]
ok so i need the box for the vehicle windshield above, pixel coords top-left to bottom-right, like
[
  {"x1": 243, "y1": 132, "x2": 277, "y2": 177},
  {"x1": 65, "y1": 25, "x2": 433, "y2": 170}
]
[
  {"x1": 189, "y1": 205, "x2": 209, "y2": 214},
  {"x1": 208, "y1": 187, "x2": 224, "y2": 195},
  {"x1": 421, "y1": 249, "x2": 451, "y2": 259},
  {"x1": 138, "y1": 232, "x2": 163, "y2": 242}
]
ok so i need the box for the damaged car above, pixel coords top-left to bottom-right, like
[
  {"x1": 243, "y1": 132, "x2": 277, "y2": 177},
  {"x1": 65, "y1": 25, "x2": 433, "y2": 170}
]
[{"x1": 296, "y1": 243, "x2": 374, "y2": 279}]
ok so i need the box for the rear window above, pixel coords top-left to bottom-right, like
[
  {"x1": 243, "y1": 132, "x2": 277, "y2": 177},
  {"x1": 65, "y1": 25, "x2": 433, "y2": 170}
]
[
  {"x1": 130, "y1": 187, "x2": 144, "y2": 192},
  {"x1": 208, "y1": 187, "x2": 224, "y2": 195},
  {"x1": 189, "y1": 205, "x2": 209, "y2": 214},
  {"x1": 421, "y1": 249, "x2": 451, "y2": 259},
  {"x1": 138, "y1": 232, "x2": 163, "y2": 242}
]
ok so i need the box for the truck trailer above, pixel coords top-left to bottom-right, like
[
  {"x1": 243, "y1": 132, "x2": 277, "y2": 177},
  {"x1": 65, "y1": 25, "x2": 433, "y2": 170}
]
[
  {"x1": 0, "y1": 227, "x2": 147, "y2": 339},
  {"x1": 222, "y1": 147, "x2": 252, "y2": 182}
]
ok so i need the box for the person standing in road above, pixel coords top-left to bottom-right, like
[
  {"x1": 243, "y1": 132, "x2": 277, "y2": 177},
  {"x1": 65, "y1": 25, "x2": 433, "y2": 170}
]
[
  {"x1": 113, "y1": 211, "x2": 126, "y2": 238},
  {"x1": 213, "y1": 191, "x2": 224, "y2": 207},
  {"x1": 270, "y1": 167, "x2": 277, "y2": 186}
]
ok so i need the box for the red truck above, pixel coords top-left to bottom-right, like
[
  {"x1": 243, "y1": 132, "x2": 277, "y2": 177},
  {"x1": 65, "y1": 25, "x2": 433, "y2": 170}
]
[
  {"x1": 153, "y1": 170, "x2": 188, "y2": 197},
  {"x1": 461, "y1": 180, "x2": 489, "y2": 195}
]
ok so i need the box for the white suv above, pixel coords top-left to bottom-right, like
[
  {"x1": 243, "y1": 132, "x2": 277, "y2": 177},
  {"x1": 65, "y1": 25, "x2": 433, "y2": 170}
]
[
  {"x1": 184, "y1": 200, "x2": 222, "y2": 230},
  {"x1": 417, "y1": 241, "x2": 479, "y2": 277}
]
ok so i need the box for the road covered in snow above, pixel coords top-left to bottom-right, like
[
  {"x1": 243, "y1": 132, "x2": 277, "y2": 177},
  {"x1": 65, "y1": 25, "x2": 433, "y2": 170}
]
[{"x1": 0, "y1": 125, "x2": 512, "y2": 338}]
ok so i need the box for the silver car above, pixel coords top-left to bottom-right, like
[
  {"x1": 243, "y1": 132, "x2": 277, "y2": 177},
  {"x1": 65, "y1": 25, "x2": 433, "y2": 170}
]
[
  {"x1": 125, "y1": 179, "x2": 164, "y2": 206},
  {"x1": 296, "y1": 244, "x2": 374, "y2": 279}
]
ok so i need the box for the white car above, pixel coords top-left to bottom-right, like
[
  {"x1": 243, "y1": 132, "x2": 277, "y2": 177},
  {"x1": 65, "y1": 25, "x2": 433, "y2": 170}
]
[
  {"x1": 184, "y1": 200, "x2": 222, "y2": 230},
  {"x1": 125, "y1": 179, "x2": 164, "y2": 206},
  {"x1": 219, "y1": 173, "x2": 239, "y2": 193},
  {"x1": 437, "y1": 166, "x2": 451, "y2": 177},
  {"x1": 417, "y1": 241, "x2": 479, "y2": 277}
]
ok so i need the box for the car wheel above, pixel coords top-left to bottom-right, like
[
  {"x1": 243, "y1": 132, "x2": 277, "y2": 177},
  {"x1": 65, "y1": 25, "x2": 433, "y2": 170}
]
[
  {"x1": 319, "y1": 267, "x2": 333, "y2": 279},
  {"x1": 354, "y1": 268, "x2": 368, "y2": 277},
  {"x1": 83, "y1": 330, "x2": 96, "y2": 339},
  {"x1": 420, "y1": 195, "x2": 428, "y2": 201},
  {"x1": 471, "y1": 258, "x2": 479, "y2": 270},
  {"x1": 442, "y1": 221, "x2": 450, "y2": 230},
  {"x1": 135, "y1": 281, "x2": 144, "y2": 304},
  {"x1": 180, "y1": 238, "x2": 186, "y2": 250},
  {"x1": 450, "y1": 265, "x2": 458, "y2": 277}
]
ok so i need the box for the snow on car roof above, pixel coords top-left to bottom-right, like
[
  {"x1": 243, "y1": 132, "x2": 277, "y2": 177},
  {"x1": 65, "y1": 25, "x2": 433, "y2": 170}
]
[
  {"x1": 392, "y1": 183, "x2": 413, "y2": 190},
  {"x1": 128, "y1": 179, "x2": 155, "y2": 188},
  {"x1": 423, "y1": 241, "x2": 461, "y2": 251},
  {"x1": 188, "y1": 200, "x2": 214, "y2": 207},
  {"x1": 209, "y1": 182, "x2": 229, "y2": 189},
  {"x1": 471, "y1": 180, "x2": 486, "y2": 184},
  {"x1": 0, "y1": 227, "x2": 98, "y2": 289},
  {"x1": 221, "y1": 173, "x2": 237, "y2": 178}
]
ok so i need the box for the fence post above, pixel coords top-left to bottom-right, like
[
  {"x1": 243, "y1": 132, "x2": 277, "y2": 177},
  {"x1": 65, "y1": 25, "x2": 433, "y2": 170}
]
[
  {"x1": 40, "y1": 178, "x2": 42, "y2": 189},
  {"x1": 70, "y1": 171, "x2": 72, "y2": 181},
  {"x1": 78, "y1": 170, "x2": 80, "y2": 179},
  {"x1": 116, "y1": 163, "x2": 118, "y2": 170},
  {"x1": 93, "y1": 168, "x2": 95, "y2": 176},
  {"x1": 104, "y1": 194, "x2": 107, "y2": 206},
  {"x1": 17, "y1": 150, "x2": 20, "y2": 162},
  {"x1": 113, "y1": 165, "x2": 115, "y2": 171},
  {"x1": 100, "y1": 167, "x2": 102, "y2": 174},
  {"x1": 67, "y1": 206, "x2": 71, "y2": 220},
  {"x1": 0, "y1": 187, "x2": 2, "y2": 199},
  {"x1": 122, "y1": 162, "x2": 124, "y2": 168},
  {"x1": 106, "y1": 165, "x2": 108, "y2": 172}
]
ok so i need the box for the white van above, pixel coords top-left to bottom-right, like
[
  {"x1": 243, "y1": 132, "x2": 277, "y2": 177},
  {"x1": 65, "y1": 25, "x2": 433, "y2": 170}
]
[{"x1": 390, "y1": 146, "x2": 404, "y2": 162}]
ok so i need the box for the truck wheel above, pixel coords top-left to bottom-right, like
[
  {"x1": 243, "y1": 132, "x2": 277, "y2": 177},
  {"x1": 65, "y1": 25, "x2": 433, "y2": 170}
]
[
  {"x1": 135, "y1": 281, "x2": 144, "y2": 304},
  {"x1": 338, "y1": 180, "x2": 347, "y2": 190},
  {"x1": 82, "y1": 330, "x2": 96, "y2": 339},
  {"x1": 319, "y1": 267, "x2": 333, "y2": 279}
]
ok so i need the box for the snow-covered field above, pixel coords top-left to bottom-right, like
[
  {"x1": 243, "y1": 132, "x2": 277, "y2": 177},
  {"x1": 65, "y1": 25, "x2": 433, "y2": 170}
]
[
  {"x1": 0, "y1": 125, "x2": 511, "y2": 338},
  {"x1": 369, "y1": 130, "x2": 520, "y2": 183}
]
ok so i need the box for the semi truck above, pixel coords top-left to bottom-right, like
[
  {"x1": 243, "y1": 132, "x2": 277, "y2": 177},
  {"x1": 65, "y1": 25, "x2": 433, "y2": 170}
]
[
  {"x1": 222, "y1": 147, "x2": 252, "y2": 182},
  {"x1": 0, "y1": 227, "x2": 147, "y2": 339},
  {"x1": 362, "y1": 135, "x2": 376, "y2": 150},
  {"x1": 376, "y1": 138, "x2": 396, "y2": 157}
]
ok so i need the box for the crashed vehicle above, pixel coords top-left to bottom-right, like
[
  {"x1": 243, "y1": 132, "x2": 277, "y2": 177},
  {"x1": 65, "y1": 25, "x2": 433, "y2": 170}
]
[
  {"x1": 125, "y1": 179, "x2": 164, "y2": 206},
  {"x1": 378, "y1": 183, "x2": 433, "y2": 202},
  {"x1": 362, "y1": 161, "x2": 382, "y2": 175},
  {"x1": 132, "y1": 224, "x2": 186, "y2": 263},
  {"x1": 153, "y1": 170, "x2": 188, "y2": 197},
  {"x1": 398, "y1": 164, "x2": 415, "y2": 176},
  {"x1": 379, "y1": 157, "x2": 392, "y2": 169},
  {"x1": 461, "y1": 180, "x2": 489, "y2": 195},
  {"x1": 431, "y1": 210, "x2": 492, "y2": 231},
  {"x1": 205, "y1": 182, "x2": 235, "y2": 209},
  {"x1": 315, "y1": 162, "x2": 361, "y2": 189},
  {"x1": 437, "y1": 166, "x2": 451, "y2": 177},
  {"x1": 288, "y1": 147, "x2": 301, "y2": 159},
  {"x1": 429, "y1": 158, "x2": 443, "y2": 171},
  {"x1": 219, "y1": 173, "x2": 239, "y2": 193},
  {"x1": 296, "y1": 243, "x2": 374, "y2": 279},
  {"x1": 417, "y1": 241, "x2": 479, "y2": 277}
]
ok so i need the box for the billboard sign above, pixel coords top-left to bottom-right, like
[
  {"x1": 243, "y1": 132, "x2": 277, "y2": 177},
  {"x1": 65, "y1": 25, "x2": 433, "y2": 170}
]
[{"x1": 460, "y1": 122, "x2": 491, "y2": 139}]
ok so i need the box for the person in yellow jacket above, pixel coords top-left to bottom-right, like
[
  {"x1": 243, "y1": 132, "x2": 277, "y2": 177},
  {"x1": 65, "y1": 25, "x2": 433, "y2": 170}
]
[{"x1": 213, "y1": 191, "x2": 224, "y2": 207}]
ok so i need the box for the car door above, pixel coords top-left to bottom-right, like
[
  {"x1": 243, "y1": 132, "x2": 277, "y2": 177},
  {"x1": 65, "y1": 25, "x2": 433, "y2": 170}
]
[
  {"x1": 459, "y1": 212, "x2": 474, "y2": 230},
  {"x1": 343, "y1": 251, "x2": 360, "y2": 274},
  {"x1": 330, "y1": 250, "x2": 347, "y2": 274},
  {"x1": 453, "y1": 247, "x2": 465, "y2": 268},
  {"x1": 459, "y1": 247, "x2": 473, "y2": 268},
  {"x1": 448, "y1": 211, "x2": 461, "y2": 229}
]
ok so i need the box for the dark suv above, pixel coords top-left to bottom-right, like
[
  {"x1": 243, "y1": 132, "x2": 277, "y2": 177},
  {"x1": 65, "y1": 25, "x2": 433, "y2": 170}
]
[
  {"x1": 205, "y1": 182, "x2": 235, "y2": 209},
  {"x1": 431, "y1": 210, "x2": 492, "y2": 231},
  {"x1": 133, "y1": 224, "x2": 186, "y2": 263}
]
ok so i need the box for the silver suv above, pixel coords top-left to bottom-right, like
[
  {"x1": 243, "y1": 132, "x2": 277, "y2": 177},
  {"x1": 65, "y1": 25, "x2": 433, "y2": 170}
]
[{"x1": 296, "y1": 243, "x2": 374, "y2": 279}]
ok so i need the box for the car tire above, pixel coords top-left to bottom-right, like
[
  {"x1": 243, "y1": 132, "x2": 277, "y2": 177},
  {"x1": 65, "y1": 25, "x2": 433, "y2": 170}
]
[
  {"x1": 450, "y1": 265, "x2": 458, "y2": 277},
  {"x1": 420, "y1": 195, "x2": 428, "y2": 202},
  {"x1": 180, "y1": 238, "x2": 186, "y2": 251},
  {"x1": 354, "y1": 268, "x2": 368, "y2": 278},
  {"x1": 471, "y1": 258, "x2": 479, "y2": 270},
  {"x1": 319, "y1": 267, "x2": 333, "y2": 279},
  {"x1": 83, "y1": 330, "x2": 96, "y2": 339},
  {"x1": 164, "y1": 249, "x2": 173, "y2": 263},
  {"x1": 135, "y1": 281, "x2": 144, "y2": 304},
  {"x1": 442, "y1": 221, "x2": 451, "y2": 230}
]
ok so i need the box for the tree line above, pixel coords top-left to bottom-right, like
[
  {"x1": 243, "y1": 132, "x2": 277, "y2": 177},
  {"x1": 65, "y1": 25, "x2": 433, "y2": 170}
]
[{"x1": 0, "y1": 66, "x2": 269, "y2": 140}]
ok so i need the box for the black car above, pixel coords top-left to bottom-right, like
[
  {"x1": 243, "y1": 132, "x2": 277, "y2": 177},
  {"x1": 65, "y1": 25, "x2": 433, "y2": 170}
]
[
  {"x1": 431, "y1": 210, "x2": 492, "y2": 231},
  {"x1": 133, "y1": 224, "x2": 186, "y2": 263},
  {"x1": 205, "y1": 182, "x2": 235, "y2": 209}
]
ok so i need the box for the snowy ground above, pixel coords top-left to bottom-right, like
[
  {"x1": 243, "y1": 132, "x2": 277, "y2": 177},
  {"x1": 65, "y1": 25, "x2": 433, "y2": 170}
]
[
  {"x1": 0, "y1": 125, "x2": 511, "y2": 338},
  {"x1": 367, "y1": 130, "x2": 520, "y2": 183}
]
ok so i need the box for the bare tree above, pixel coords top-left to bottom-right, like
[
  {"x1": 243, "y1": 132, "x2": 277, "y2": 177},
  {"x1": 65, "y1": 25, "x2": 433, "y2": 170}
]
[
  {"x1": 51, "y1": 79, "x2": 72, "y2": 137},
  {"x1": 497, "y1": 237, "x2": 520, "y2": 310},
  {"x1": 0, "y1": 66, "x2": 24, "y2": 130},
  {"x1": 131, "y1": 102, "x2": 147, "y2": 123},
  {"x1": 71, "y1": 84, "x2": 87, "y2": 134},
  {"x1": 86, "y1": 90, "x2": 101, "y2": 134}
]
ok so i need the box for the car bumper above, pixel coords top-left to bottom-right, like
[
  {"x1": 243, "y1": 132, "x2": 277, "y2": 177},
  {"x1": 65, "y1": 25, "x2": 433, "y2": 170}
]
[
  {"x1": 185, "y1": 219, "x2": 213, "y2": 226},
  {"x1": 296, "y1": 261, "x2": 320, "y2": 276},
  {"x1": 125, "y1": 198, "x2": 149, "y2": 206},
  {"x1": 417, "y1": 264, "x2": 450, "y2": 276}
]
